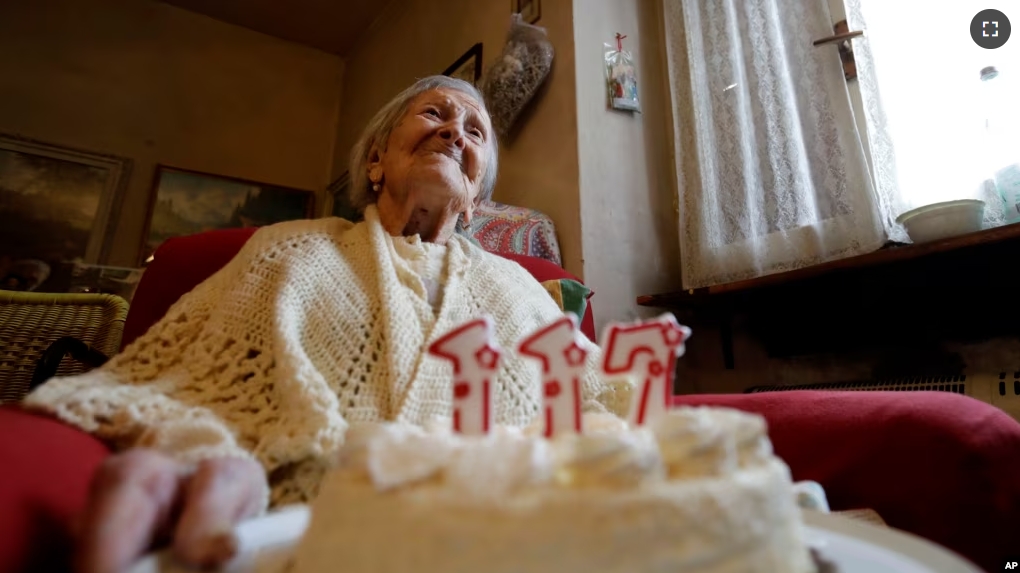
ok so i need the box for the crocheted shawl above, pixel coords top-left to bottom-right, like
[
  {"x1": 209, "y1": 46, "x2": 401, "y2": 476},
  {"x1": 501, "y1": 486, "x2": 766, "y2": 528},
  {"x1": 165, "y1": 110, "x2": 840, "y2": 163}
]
[{"x1": 24, "y1": 206, "x2": 617, "y2": 505}]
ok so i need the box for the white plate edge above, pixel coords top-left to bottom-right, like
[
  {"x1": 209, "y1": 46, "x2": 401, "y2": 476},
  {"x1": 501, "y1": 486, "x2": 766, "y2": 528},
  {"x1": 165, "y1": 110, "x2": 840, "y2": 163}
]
[{"x1": 803, "y1": 511, "x2": 983, "y2": 573}]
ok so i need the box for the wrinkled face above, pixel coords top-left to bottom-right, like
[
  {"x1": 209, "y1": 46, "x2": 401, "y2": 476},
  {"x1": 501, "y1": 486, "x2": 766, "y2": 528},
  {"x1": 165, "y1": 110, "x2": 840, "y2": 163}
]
[{"x1": 367, "y1": 88, "x2": 492, "y2": 228}]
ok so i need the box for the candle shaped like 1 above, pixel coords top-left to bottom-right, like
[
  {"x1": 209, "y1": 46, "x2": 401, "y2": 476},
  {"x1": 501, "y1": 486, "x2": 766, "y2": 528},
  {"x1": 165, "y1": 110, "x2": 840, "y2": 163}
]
[
  {"x1": 601, "y1": 314, "x2": 691, "y2": 426},
  {"x1": 427, "y1": 316, "x2": 503, "y2": 435},
  {"x1": 517, "y1": 314, "x2": 589, "y2": 438}
]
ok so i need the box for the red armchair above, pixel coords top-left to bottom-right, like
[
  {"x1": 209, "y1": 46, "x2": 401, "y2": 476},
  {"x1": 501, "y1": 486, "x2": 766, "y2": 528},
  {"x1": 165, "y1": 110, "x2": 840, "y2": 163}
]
[
  {"x1": 121, "y1": 227, "x2": 597, "y2": 348},
  {"x1": 3, "y1": 228, "x2": 1019, "y2": 572}
]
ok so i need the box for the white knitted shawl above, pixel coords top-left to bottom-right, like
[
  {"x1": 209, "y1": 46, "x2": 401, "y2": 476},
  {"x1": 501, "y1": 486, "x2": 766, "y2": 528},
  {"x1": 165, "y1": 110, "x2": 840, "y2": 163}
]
[{"x1": 24, "y1": 206, "x2": 618, "y2": 506}]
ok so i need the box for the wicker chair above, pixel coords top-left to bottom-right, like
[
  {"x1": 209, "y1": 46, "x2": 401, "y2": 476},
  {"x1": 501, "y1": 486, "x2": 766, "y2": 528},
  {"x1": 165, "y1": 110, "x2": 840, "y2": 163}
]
[{"x1": 0, "y1": 290, "x2": 128, "y2": 403}]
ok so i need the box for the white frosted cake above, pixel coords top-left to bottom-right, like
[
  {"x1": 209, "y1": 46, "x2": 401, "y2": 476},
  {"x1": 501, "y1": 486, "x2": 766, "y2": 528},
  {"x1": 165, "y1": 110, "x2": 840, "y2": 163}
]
[{"x1": 288, "y1": 408, "x2": 817, "y2": 573}]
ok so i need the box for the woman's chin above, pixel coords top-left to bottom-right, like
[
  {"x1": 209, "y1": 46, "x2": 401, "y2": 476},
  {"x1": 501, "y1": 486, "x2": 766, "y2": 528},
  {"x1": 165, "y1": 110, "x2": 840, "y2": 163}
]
[
  {"x1": 410, "y1": 164, "x2": 465, "y2": 190},
  {"x1": 406, "y1": 174, "x2": 473, "y2": 211}
]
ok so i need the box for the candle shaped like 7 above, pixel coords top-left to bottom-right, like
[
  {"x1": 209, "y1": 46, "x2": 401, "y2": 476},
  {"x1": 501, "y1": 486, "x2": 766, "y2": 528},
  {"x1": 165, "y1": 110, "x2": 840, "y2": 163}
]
[
  {"x1": 601, "y1": 314, "x2": 691, "y2": 426},
  {"x1": 517, "y1": 314, "x2": 589, "y2": 438},
  {"x1": 427, "y1": 316, "x2": 503, "y2": 435}
]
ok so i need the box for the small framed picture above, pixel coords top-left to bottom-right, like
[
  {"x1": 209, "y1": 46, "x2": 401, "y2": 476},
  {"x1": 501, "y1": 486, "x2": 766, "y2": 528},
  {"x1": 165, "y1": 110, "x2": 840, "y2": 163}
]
[
  {"x1": 512, "y1": 0, "x2": 541, "y2": 24},
  {"x1": 442, "y1": 43, "x2": 483, "y2": 85}
]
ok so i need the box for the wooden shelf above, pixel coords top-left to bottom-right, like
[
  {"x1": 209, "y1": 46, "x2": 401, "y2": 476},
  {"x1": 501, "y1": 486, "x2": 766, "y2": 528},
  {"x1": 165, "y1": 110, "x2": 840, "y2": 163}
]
[
  {"x1": 638, "y1": 223, "x2": 1020, "y2": 368},
  {"x1": 638, "y1": 223, "x2": 1020, "y2": 308}
]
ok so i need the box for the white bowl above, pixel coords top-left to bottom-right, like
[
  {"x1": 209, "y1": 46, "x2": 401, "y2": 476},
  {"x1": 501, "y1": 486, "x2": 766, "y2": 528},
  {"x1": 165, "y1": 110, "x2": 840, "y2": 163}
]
[{"x1": 895, "y1": 199, "x2": 985, "y2": 244}]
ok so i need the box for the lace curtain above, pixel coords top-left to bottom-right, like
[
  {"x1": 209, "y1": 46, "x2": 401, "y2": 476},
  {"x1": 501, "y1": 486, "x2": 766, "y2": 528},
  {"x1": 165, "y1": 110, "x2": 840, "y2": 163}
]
[{"x1": 662, "y1": 0, "x2": 887, "y2": 289}]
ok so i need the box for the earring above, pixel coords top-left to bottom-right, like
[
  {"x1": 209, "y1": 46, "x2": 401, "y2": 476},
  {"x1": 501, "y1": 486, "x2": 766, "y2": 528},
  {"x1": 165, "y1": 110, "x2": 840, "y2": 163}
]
[{"x1": 372, "y1": 182, "x2": 380, "y2": 192}]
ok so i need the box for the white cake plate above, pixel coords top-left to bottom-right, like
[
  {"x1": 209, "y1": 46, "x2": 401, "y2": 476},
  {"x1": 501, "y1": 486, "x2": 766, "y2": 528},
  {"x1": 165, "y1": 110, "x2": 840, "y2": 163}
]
[{"x1": 127, "y1": 506, "x2": 982, "y2": 573}]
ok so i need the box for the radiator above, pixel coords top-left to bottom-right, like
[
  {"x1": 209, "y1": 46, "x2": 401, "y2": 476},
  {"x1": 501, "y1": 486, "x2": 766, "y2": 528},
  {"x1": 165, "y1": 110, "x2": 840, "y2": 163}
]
[{"x1": 745, "y1": 371, "x2": 1020, "y2": 422}]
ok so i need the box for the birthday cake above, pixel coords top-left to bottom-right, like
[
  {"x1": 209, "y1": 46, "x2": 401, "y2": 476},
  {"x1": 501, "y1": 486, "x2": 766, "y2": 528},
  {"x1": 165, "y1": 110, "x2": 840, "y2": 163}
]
[{"x1": 287, "y1": 315, "x2": 818, "y2": 573}]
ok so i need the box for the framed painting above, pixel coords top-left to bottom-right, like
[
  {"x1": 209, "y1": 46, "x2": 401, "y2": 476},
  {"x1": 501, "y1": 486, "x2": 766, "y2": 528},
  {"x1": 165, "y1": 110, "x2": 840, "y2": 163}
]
[
  {"x1": 512, "y1": 0, "x2": 541, "y2": 24},
  {"x1": 0, "y1": 134, "x2": 130, "y2": 292},
  {"x1": 141, "y1": 167, "x2": 314, "y2": 264},
  {"x1": 443, "y1": 43, "x2": 483, "y2": 85},
  {"x1": 326, "y1": 171, "x2": 360, "y2": 221}
]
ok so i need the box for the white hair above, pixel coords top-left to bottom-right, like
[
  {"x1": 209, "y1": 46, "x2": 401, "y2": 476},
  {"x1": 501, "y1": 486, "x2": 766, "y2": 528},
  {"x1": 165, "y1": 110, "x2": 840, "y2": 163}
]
[{"x1": 347, "y1": 75, "x2": 499, "y2": 213}]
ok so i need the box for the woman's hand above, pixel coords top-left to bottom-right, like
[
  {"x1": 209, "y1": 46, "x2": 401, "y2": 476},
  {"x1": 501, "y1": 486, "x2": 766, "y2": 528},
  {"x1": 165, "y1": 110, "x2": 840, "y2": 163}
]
[{"x1": 75, "y1": 449, "x2": 266, "y2": 573}]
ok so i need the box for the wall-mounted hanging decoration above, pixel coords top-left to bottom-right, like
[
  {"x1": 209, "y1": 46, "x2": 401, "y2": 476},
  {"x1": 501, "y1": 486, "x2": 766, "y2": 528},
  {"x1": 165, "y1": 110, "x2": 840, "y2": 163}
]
[
  {"x1": 604, "y1": 33, "x2": 641, "y2": 112},
  {"x1": 482, "y1": 14, "x2": 554, "y2": 140}
]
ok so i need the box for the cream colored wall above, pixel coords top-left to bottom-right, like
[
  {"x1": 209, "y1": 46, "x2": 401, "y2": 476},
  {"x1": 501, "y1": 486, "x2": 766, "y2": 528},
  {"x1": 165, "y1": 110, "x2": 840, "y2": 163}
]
[
  {"x1": 333, "y1": 0, "x2": 584, "y2": 277},
  {"x1": 572, "y1": 0, "x2": 681, "y2": 332},
  {"x1": 0, "y1": 0, "x2": 344, "y2": 266}
]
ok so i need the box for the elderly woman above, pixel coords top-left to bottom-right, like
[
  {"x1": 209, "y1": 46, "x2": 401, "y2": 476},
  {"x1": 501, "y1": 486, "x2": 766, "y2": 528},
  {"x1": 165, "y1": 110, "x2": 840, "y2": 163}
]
[{"x1": 23, "y1": 76, "x2": 616, "y2": 573}]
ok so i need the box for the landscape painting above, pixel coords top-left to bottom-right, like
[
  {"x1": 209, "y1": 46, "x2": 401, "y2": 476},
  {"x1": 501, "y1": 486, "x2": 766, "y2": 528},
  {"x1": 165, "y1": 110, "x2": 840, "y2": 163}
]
[
  {"x1": 0, "y1": 135, "x2": 127, "y2": 292},
  {"x1": 143, "y1": 167, "x2": 313, "y2": 263}
]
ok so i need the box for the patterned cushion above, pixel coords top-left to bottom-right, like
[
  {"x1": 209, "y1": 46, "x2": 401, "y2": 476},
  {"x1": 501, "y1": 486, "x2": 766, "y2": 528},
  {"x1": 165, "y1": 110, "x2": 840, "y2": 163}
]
[
  {"x1": 337, "y1": 199, "x2": 563, "y2": 266},
  {"x1": 540, "y1": 279, "x2": 592, "y2": 319},
  {"x1": 463, "y1": 201, "x2": 562, "y2": 266}
]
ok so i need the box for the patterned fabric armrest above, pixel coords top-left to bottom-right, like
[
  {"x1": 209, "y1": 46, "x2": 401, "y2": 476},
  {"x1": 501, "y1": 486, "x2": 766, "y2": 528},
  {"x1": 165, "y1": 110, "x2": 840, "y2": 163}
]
[{"x1": 463, "y1": 201, "x2": 562, "y2": 266}]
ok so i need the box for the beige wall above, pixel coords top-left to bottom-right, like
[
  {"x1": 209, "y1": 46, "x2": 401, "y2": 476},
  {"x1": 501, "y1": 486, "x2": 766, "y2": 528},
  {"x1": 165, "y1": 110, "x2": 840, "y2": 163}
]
[
  {"x1": 0, "y1": 0, "x2": 344, "y2": 266},
  {"x1": 333, "y1": 0, "x2": 585, "y2": 278},
  {"x1": 572, "y1": 0, "x2": 681, "y2": 332}
]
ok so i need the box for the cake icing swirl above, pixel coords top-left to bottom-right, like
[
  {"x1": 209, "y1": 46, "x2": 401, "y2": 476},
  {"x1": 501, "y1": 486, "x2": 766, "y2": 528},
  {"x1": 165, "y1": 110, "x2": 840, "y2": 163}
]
[
  {"x1": 337, "y1": 407, "x2": 773, "y2": 496},
  {"x1": 652, "y1": 408, "x2": 737, "y2": 478},
  {"x1": 654, "y1": 407, "x2": 774, "y2": 475},
  {"x1": 554, "y1": 429, "x2": 663, "y2": 487}
]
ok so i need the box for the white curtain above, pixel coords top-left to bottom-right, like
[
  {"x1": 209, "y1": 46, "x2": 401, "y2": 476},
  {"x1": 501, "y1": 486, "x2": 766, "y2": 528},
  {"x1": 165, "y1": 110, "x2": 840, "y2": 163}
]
[
  {"x1": 842, "y1": 0, "x2": 909, "y2": 244},
  {"x1": 662, "y1": 0, "x2": 887, "y2": 289}
]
